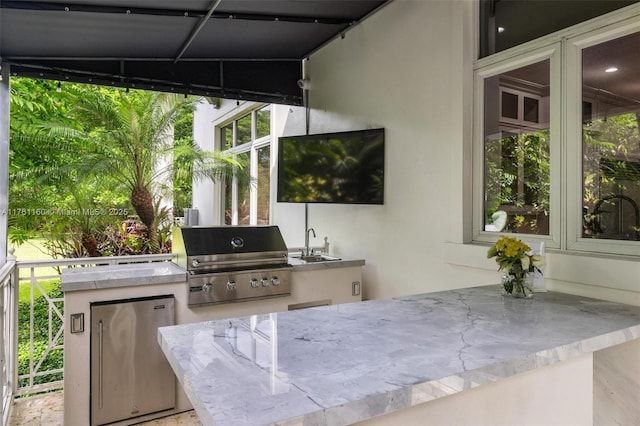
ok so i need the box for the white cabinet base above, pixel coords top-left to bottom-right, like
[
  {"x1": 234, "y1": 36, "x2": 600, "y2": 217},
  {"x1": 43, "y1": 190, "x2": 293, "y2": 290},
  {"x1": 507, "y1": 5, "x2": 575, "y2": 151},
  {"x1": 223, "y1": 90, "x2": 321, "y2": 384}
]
[{"x1": 289, "y1": 266, "x2": 363, "y2": 310}]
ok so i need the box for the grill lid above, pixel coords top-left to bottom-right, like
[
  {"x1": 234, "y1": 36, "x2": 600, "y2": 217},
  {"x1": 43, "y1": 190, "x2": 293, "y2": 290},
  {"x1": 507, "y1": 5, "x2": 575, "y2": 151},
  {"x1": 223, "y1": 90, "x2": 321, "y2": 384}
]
[{"x1": 173, "y1": 226, "x2": 289, "y2": 271}]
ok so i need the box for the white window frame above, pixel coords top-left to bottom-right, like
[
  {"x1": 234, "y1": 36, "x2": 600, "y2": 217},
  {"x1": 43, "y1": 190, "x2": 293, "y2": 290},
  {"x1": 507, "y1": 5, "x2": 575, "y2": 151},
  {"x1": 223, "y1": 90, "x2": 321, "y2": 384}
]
[
  {"x1": 217, "y1": 104, "x2": 272, "y2": 226},
  {"x1": 473, "y1": 43, "x2": 562, "y2": 249},
  {"x1": 499, "y1": 87, "x2": 545, "y2": 129},
  {"x1": 564, "y1": 13, "x2": 640, "y2": 255},
  {"x1": 473, "y1": 3, "x2": 640, "y2": 257}
]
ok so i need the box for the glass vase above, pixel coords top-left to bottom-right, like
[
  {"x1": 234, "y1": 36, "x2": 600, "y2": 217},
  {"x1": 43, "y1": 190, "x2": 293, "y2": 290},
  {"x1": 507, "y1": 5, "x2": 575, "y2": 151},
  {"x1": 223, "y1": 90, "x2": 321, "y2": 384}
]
[{"x1": 501, "y1": 265, "x2": 534, "y2": 298}]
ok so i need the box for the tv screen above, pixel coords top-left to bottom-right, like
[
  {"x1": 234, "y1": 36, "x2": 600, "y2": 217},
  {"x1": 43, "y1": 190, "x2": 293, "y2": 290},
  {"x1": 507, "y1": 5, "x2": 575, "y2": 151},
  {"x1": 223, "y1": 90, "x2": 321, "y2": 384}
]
[{"x1": 277, "y1": 128, "x2": 385, "y2": 204}]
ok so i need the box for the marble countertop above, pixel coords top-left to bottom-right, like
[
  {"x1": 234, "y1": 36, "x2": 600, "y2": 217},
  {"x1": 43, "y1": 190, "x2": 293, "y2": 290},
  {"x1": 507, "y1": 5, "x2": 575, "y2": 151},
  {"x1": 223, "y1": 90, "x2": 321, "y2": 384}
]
[
  {"x1": 158, "y1": 285, "x2": 640, "y2": 425},
  {"x1": 61, "y1": 262, "x2": 186, "y2": 292},
  {"x1": 60, "y1": 255, "x2": 363, "y2": 292}
]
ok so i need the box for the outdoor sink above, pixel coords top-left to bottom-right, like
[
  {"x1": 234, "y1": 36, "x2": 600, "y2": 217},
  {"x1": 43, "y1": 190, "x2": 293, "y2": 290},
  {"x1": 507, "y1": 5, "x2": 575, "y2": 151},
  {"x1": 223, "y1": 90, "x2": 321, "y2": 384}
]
[{"x1": 297, "y1": 254, "x2": 342, "y2": 263}]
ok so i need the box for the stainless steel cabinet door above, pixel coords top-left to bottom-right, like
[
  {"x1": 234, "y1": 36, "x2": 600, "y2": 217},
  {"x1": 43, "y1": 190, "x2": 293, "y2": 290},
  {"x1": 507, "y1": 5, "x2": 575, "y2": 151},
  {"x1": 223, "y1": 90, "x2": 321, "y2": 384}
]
[{"x1": 91, "y1": 296, "x2": 175, "y2": 425}]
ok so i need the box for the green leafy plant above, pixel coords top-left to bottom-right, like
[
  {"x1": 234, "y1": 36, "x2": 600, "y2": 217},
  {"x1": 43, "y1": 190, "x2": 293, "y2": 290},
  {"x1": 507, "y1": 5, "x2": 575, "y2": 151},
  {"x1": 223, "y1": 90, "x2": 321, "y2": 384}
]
[
  {"x1": 9, "y1": 80, "x2": 244, "y2": 255},
  {"x1": 17, "y1": 280, "x2": 64, "y2": 388},
  {"x1": 484, "y1": 131, "x2": 550, "y2": 234}
]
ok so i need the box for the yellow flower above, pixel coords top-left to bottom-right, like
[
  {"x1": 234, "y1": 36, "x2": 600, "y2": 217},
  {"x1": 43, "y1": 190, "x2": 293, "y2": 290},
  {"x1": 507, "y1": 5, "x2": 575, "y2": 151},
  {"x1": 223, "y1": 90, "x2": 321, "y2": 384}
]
[{"x1": 487, "y1": 236, "x2": 535, "y2": 271}]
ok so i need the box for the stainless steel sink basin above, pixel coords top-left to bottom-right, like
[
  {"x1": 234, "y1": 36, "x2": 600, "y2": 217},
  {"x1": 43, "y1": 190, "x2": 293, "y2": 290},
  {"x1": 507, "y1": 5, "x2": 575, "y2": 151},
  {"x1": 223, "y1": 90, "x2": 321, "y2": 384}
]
[{"x1": 297, "y1": 255, "x2": 342, "y2": 263}]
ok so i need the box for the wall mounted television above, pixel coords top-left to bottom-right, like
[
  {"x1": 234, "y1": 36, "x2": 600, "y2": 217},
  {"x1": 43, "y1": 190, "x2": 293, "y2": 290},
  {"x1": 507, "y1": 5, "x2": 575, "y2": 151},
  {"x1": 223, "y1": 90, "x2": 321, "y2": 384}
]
[{"x1": 277, "y1": 128, "x2": 385, "y2": 204}]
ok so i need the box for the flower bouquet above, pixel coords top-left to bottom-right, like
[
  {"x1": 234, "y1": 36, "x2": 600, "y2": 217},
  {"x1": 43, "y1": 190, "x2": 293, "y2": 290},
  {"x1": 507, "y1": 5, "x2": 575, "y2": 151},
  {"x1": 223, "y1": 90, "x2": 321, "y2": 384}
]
[{"x1": 487, "y1": 236, "x2": 545, "y2": 298}]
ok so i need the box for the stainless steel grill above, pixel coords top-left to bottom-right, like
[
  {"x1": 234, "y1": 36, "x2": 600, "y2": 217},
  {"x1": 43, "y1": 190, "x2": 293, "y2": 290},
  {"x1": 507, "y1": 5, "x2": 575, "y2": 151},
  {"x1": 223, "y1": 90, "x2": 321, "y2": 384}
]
[{"x1": 173, "y1": 226, "x2": 292, "y2": 308}]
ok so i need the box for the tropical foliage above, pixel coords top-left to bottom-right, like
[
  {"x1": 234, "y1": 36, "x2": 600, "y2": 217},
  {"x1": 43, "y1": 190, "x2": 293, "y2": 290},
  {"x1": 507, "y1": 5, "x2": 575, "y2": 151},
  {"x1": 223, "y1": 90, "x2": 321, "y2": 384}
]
[
  {"x1": 582, "y1": 112, "x2": 640, "y2": 240},
  {"x1": 9, "y1": 79, "x2": 241, "y2": 256},
  {"x1": 484, "y1": 130, "x2": 550, "y2": 234}
]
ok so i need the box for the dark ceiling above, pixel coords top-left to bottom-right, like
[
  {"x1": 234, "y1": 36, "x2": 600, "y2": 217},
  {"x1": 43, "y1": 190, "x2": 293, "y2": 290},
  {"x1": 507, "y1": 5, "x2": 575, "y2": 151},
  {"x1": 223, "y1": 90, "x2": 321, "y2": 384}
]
[{"x1": 0, "y1": 0, "x2": 390, "y2": 105}]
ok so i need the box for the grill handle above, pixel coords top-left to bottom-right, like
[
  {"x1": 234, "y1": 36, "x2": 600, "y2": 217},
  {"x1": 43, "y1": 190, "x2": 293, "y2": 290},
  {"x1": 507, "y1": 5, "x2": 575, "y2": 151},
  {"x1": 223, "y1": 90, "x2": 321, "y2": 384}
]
[
  {"x1": 189, "y1": 256, "x2": 288, "y2": 269},
  {"x1": 98, "y1": 319, "x2": 104, "y2": 409}
]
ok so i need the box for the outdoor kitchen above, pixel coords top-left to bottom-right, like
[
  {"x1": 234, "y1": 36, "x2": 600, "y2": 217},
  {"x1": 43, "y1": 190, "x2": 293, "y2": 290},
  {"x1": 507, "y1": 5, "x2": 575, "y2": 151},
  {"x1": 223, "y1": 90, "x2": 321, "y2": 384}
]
[
  {"x1": 3, "y1": 0, "x2": 640, "y2": 425},
  {"x1": 60, "y1": 225, "x2": 364, "y2": 425},
  {"x1": 58, "y1": 226, "x2": 640, "y2": 426}
]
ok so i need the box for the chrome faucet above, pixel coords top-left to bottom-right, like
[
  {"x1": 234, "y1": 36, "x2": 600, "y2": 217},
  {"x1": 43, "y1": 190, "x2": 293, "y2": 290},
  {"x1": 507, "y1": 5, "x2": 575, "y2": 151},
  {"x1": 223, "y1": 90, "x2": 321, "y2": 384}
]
[{"x1": 305, "y1": 228, "x2": 316, "y2": 257}]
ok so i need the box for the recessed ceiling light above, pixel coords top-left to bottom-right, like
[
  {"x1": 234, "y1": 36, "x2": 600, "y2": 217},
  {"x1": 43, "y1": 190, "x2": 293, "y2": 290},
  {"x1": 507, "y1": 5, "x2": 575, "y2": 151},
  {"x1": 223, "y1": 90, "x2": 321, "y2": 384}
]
[
  {"x1": 497, "y1": 27, "x2": 505, "y2": 33},
  {"x1": 605, "y1": 67, "x2": 618, "y2": 73}
]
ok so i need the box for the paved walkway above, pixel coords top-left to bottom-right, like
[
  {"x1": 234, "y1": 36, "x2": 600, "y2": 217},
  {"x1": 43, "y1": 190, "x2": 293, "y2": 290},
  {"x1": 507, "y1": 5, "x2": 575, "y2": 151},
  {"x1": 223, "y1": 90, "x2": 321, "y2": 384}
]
[{"x1": 8, "y1": 391, "x2": 202, "y2": 425}]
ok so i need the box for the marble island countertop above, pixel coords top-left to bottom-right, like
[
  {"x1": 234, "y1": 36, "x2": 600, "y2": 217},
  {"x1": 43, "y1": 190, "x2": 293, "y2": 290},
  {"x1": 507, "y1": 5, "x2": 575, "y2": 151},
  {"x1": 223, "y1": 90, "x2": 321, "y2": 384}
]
[{"x1": 158, "y1": 285, "x2": 640, "y2": 426}]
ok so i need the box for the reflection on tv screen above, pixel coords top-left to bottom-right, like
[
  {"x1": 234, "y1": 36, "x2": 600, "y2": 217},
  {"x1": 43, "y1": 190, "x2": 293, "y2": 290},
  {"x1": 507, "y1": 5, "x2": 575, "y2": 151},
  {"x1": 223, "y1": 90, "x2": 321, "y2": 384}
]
[{"x1": 277, "y1": 128, "x2": 384, "y2": 204}]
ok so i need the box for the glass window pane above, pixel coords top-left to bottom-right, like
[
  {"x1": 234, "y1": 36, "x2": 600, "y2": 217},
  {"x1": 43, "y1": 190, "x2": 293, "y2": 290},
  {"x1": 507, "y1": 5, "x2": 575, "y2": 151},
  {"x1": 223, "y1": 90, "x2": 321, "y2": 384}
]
[
  {"x1": 501, "y1": 91, "x2": 519, "y2": 120},
  {"x1": 237, "y1": 152, "x2": 251, "y2": 225},
  {"x1": 483, "y1": 59, "x2": 551, "y2": 235},
  {"x1": 221, "y1": 124, "x2": 233, "y2": 149},
  {"x1": 582, "y1": 31, "x2": 640, "y2": 241},
  {"x1": 480, "y1": 1, "x2": 635, "y2": 58},
  {"x1": 257, "y1": 146, "x2": 270, "y2": 225},
  {"x1": 236, "y1": 114, "x2": 252, "y2": 145},
  {"x1": 523, "y1": 97, "x2": 539, "y2": 123},
  {"x1": 256, "y1": 105, "x2": 271, "y2": 139},
  {"x1": 224, "y1": 181, "x2": 232, "y2": 225},
  {"x1": 219, "y1": 107, "x2": 272, "y2": 226}
]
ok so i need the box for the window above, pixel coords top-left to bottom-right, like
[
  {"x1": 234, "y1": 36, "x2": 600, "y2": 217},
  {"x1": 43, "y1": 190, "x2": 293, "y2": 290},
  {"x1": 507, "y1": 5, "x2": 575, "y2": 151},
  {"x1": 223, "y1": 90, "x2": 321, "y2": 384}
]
[
  {"x1": 236, "y1": 151, "x2": 251, "y2": 225},
  {"x1": 479, "y1": 56, "x2": 554, "y2": 237},
  {"x1": 580, "y1": 31, "x2": 640, "y2": 242},
  {"x1": 256, "y1": 145, "x2": 270, "y2": 224},
  {"x1": 220, "y1": 105, "x2": 271, "y2": 225},
  {"x1": 221, "y1": 123, "x2": 233, "y2": 149},
  {"x1": 475, "y1": 4, "x2": 640, "y2": 256},
  {"x1": 479, "y1": 0, "x2": 636, "y2": 58}
]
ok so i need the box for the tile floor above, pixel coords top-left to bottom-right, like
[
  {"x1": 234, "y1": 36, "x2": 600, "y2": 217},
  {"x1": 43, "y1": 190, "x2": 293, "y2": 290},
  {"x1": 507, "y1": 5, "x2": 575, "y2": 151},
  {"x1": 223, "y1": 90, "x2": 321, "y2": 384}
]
[{"x1": 8, "y1": 391, "x2": 202, "y2": 425}]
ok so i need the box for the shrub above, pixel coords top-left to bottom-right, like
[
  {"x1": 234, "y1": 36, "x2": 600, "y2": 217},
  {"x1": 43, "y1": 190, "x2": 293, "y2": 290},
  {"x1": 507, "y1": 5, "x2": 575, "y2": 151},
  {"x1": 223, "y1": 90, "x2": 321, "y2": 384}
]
[
  {"x1": 17, "y1": 280, "x2": 64, "y2": 388},
  {"x1": 17, "y1": 342, "x2": 63, "y2": 387}
]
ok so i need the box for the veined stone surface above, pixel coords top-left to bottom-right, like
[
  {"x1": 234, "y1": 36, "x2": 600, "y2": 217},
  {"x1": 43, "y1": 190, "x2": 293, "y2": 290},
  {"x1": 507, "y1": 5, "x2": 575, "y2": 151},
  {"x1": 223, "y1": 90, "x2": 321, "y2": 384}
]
[
  {"x1": 158, "y1": 285, "x2": 640, "y2": 426},
  {"x1": 61, "y1": 262, "x2": 186, "y2": 291}
]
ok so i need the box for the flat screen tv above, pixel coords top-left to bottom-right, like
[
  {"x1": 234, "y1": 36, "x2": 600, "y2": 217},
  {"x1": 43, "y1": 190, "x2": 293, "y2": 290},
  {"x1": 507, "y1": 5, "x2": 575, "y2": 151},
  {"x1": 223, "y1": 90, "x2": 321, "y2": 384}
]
[{"x1": 277, "y1": 128, "x2": 385, "y2": 204}]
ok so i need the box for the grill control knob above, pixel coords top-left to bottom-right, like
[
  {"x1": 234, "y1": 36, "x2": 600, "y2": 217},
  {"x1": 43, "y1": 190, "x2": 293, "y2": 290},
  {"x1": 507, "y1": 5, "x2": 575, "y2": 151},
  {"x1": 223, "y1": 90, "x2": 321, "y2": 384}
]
[
  {"x1": 192, "y1": 259, "x2": 200, "y2": 267},
  {"x1": 226, "y1": 280, "x2": 237, "y2": 291},
  {"x1": 271, "y1": 277, "x2": 280, "y2": 286},
  {"x1": 250, "y1": 278, "x2": 259, "y2": 288},
  {"x1": 261, "y1": 278, "x2": 270, "y2": 287},
  {"x1": 202, "y1": 282, "x2": 212, "y2": 293}
]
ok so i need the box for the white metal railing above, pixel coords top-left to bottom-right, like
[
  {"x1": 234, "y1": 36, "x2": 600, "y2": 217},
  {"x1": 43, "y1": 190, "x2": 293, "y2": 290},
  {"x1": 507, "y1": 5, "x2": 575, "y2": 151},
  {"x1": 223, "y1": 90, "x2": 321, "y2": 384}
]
[
  {"x1": 12, "y1": 253, "x2": 173, "y2": 400},
  {"x1": 0, "y1": 257, "x2": 17, "y2": 426}
]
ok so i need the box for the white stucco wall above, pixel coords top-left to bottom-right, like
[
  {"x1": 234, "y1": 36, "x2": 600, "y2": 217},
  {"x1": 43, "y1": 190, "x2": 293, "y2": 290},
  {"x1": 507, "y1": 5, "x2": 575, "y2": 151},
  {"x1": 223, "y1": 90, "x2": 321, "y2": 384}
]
[{"x1": 273, "y1": 0, "x2": 487, "y2": 299}]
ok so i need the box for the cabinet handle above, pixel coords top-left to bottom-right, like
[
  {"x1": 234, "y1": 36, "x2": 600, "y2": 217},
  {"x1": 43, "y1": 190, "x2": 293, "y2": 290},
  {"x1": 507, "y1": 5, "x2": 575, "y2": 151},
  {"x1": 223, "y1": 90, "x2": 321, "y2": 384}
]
[
  {"x1": 98, "y1": 319, "x2": 103, "y2": 409},
  {"x1": 352, "y1": 281, "x2": 361, "y2": 296}
]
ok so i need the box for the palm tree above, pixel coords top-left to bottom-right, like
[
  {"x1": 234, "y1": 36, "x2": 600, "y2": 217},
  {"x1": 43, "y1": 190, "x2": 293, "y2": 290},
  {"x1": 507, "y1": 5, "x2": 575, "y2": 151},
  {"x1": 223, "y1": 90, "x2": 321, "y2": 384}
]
[{"x1": 44, "y1": 87, "x2": 240, "y2": 253}]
